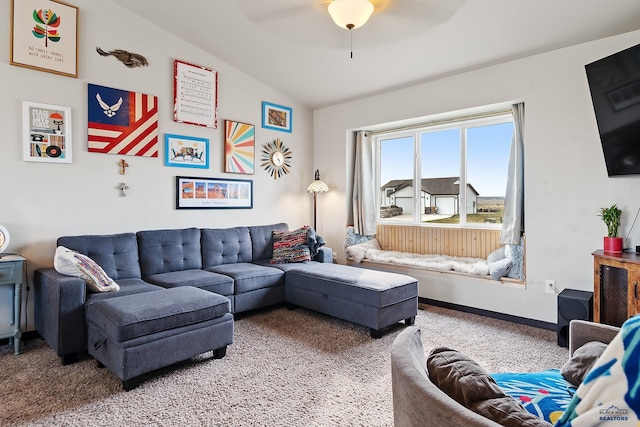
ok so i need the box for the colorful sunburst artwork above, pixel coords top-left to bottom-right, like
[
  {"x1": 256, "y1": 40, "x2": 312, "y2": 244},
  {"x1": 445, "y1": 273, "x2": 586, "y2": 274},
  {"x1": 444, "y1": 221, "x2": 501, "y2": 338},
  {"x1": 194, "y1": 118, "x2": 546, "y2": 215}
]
[{"x1": 224, "y1": 120, "x2": 255, "y2": 174}]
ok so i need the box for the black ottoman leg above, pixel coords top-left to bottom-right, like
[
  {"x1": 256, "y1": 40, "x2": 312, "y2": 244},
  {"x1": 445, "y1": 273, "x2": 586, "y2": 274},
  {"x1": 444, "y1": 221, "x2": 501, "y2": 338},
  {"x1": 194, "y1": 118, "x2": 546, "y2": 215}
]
[
  {"x1": 370, "y1": 328, "x2": 383, "y2": 339},
  {"x1": 405, "y1": 316, "x2": 415, "y2": 325},
  {"x1": 286, "y1": 303, "x2": 298, "y2": 311},
  {"x1": 213, "y1": 345, "x2": 227, "y2": 359}
]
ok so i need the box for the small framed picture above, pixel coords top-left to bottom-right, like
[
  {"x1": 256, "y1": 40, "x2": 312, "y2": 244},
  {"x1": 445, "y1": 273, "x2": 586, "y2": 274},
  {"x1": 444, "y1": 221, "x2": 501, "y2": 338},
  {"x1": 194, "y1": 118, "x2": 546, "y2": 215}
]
[
  {"x1": 262, "y1": 101, "x2": 292, "y2": 133},
  {"x1": 10, "y1": 0, "x2": 79, "y2": 78},
  {"x1": 176, "y1": 176, "x2": 253, "y2": 209},
  {"x1": 22, "y1": 101, "x2": 72, "y2": 163},
  {"x1": 165, "y1": 134, "x2": 209, "y2": 169},
  {"x1": 224, "y1": 120, "x2": 255, "y2": 174}
]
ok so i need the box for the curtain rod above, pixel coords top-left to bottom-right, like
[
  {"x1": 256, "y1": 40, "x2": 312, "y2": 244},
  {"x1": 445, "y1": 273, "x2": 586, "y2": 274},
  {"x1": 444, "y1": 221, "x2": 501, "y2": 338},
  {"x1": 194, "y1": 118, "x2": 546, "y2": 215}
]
[{"x1": 363, "y1": 107, "x2": 513, "y2": 137}]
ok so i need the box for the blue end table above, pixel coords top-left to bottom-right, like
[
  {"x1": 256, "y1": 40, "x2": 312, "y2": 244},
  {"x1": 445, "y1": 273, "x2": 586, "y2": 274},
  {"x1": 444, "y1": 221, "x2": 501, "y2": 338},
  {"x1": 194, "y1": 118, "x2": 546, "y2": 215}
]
[{"x1": 0, "y1": 255, "x2": 25, "y2": 354}]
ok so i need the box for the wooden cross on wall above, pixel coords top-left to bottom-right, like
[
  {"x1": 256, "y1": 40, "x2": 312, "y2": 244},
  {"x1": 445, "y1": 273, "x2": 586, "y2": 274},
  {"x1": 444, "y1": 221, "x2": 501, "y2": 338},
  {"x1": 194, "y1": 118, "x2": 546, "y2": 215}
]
[{"x1": 118, "y1": 159, "x2": 129, "y2": 175}]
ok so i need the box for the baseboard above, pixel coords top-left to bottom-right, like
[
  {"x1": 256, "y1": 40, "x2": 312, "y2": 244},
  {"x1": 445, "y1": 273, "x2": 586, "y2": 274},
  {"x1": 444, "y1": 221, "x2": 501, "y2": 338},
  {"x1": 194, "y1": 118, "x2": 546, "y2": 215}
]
[{"x1": 419, "y1": 297, "x2": 556, "y2": 331}]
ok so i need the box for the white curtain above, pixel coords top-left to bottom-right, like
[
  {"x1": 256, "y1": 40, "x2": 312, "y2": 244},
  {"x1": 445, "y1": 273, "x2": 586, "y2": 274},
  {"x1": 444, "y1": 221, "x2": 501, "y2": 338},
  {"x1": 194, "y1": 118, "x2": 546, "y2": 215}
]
[
  {"x1": 500, "y1": 103, "x2": 525, "y2": 244},
  {"x1": 352, "y1": 131, "x2": 377, "y2": 235}
]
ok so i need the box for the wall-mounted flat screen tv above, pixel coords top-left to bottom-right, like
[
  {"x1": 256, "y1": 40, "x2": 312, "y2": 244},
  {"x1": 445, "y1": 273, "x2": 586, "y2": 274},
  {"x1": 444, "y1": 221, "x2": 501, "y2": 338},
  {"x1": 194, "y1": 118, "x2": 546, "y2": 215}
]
[{"x1": 585, "y1": 43, "x2": 640, "y2": 177}]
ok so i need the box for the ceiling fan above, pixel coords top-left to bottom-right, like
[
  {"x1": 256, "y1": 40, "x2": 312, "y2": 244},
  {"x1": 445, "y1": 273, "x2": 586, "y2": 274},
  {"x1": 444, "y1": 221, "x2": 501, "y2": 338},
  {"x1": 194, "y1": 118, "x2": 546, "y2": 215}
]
[{"x1": 236, "y1": 0, "x2": 465, "y2": 49}]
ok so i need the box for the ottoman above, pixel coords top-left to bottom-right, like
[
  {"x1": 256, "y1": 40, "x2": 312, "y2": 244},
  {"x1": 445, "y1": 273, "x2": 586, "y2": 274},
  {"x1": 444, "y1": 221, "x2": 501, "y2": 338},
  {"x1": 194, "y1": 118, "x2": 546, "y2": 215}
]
[
  {"x1": 285, "y1": 263, "x2": 418, "y2": 338},
  {"x1": 86, "y1": 286, "x2": 233, "y2": 390}
]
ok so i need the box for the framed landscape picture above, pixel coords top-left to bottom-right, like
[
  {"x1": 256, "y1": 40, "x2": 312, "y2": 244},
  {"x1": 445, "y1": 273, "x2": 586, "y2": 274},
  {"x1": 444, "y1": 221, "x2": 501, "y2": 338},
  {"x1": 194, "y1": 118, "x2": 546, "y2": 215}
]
[
  {"x1": 262, "y1": 101, "x2": 292, "y2": 133},
  {"x1": 176, "y1": 176, "x2": 253, "y2": 209},
  {"x1": 22, "y1": 101, "x2": 72, "y2": 163},
  {"x1": 224, "y1": 120, "x2": 255, "y2": 174},
  {"x1": 10, "y1": 0, "x2": 78, "y2": 78},
  {"x1": 165, "y1": 134, "x2": 209, "y2": 169}
]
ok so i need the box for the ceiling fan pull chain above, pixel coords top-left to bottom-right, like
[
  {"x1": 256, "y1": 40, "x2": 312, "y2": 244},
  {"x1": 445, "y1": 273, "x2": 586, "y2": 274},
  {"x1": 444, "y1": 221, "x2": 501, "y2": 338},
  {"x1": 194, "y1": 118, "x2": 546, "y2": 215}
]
[{"x1": 347, "y1": 23, "x2": 355, "y2": 59}]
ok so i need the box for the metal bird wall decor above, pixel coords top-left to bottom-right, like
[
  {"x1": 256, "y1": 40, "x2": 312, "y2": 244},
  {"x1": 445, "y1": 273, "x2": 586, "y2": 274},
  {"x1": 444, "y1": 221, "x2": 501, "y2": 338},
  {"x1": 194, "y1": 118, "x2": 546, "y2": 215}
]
[{"x1": 96, "y1": 47, "x2": 148, "y2": 68}]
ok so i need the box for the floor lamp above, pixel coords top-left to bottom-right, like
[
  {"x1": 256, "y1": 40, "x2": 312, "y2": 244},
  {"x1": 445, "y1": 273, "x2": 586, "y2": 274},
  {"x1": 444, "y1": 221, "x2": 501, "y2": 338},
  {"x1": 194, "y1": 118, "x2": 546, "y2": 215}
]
[{"x1": 307, "y1": 169, "x2": 329, "y2": 230}]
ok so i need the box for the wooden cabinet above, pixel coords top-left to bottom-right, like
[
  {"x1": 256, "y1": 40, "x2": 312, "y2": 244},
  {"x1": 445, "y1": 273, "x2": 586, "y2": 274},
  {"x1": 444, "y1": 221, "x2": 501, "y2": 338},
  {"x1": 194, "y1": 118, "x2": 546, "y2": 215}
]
[{"x1": 593, "y1": 250, "x2": 640, "y2": 326}]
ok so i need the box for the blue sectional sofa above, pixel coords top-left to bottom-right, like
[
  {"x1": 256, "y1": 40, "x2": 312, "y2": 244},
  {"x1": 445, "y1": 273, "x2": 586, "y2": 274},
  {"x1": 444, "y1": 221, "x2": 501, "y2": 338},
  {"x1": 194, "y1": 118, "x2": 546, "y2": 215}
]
[{"x1": 34, "y1": 223, "x2": 418, "y2": 365}]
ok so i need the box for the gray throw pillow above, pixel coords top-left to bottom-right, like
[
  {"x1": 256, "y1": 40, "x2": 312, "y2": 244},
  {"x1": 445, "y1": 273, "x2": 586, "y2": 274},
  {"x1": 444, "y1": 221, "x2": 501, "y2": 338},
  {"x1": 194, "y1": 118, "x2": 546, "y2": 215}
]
[
  {"x1": 560, "y1": 341, "x2": 608, "y2": 386},
  {"x1": 427, "y1": 347, "x2": 551, "y2": 427},
  {"x1": 487, "y1": 246, "x2": 506, "y2": 264},
  {"x1": 489, "y1": 258, "x2": 512, "y2": 280}
]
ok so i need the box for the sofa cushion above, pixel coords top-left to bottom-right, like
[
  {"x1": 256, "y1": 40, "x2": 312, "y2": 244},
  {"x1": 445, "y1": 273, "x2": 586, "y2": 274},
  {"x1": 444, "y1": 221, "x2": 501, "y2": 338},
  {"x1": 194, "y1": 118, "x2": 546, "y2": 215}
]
[
  {"x1": 54, "y1": 246, "x2": 119, "y2": 293},
  {"x1": 427, "y1": 347, "x2": 551, "y2": 427},
  {"x1": 560, "y1": 341, "x2": 608, "y2": 386},
  {"x1": 143, "y1": 269, "x2": 234, "y2": 296},
  {"x1": 248, "y1": 223, "x2": 288, "y2": 261},
  {"x1": 137, "y1": 228, "x2": 202, "y2": 276},
  {"x1": 271, "y1": 226, "x2": 311, "y2": 263},
  {"x1": 206, "y1": 262, "x2": 284, "y2": 294},
  {"x1": 201, "y1": 227, "x2": 252, "y2": 267},
  {"x1": 57, "y1": 233, "x2": 141, "y2": 280}
]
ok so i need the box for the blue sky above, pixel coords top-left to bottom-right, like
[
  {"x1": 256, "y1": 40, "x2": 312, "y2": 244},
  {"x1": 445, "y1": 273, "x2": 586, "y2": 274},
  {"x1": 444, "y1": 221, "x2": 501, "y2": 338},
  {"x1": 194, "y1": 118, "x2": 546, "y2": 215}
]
[{"x1": 380, "y1": 122, "x2": 513, "y2": 197}]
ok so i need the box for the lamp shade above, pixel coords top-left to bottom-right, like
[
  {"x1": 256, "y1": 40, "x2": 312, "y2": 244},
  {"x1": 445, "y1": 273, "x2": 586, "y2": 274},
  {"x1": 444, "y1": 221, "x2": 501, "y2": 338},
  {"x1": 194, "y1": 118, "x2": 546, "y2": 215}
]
[
  {"x1": 307, "y1": 170, "x2": 329, "y2": 193},
  {"x1": 328, "y1": 0, "x2": 374, "y2": 30}
]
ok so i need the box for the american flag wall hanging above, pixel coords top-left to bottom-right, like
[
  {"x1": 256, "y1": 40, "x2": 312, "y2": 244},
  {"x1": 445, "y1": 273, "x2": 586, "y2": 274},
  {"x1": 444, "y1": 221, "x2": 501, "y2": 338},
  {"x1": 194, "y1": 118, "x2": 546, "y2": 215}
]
[{"x1": 87, "y1": 83, "x2": 159, "y2": 157}]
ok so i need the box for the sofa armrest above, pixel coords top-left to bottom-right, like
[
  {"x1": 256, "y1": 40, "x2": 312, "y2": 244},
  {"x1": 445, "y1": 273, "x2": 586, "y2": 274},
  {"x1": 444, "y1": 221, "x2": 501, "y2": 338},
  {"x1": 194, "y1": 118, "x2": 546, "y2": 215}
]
[
  {"x1": 313, "y1": 246, "x2": 333, "y2": 263},
  {"x1": 34, "y1": 268, "x2": 87, "y2": 361},
  {"x1": 569, "y1": 319, "x2": 620, "y2": 356}
]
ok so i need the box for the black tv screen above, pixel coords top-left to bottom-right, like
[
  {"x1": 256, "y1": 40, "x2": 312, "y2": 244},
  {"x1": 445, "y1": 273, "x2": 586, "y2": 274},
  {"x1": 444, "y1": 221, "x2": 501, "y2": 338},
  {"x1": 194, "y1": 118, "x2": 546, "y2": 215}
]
[{"x1": 585, "y1": 43, "x2": 640, "y2": 176}]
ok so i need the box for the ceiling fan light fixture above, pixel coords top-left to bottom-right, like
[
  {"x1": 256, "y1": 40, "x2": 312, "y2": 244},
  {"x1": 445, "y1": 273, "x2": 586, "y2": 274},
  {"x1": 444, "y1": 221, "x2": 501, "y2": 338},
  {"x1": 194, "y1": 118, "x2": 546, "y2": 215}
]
[{"x1": 328, "y1": 0, "x2": 374, "y2": 30}]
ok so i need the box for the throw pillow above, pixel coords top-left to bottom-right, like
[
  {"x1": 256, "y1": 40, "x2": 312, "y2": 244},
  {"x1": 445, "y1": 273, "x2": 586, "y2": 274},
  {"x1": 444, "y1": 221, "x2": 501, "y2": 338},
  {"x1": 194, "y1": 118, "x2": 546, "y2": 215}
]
[
  {"x1": 488, "y1": 257, "x2": 512, "y2": 280},
  {"x1": 427, "y1": 347, "x2": 551, "y2": 427},
  {"x1": 504, "y1": 239, "x2": 524, "y2": 279},
  {"x1": 306, "y1": 226, "x2": 326, "y2": 258},
  {"x1": 487, "y1": 246, "x2": 506, "y2": 264},
  {"x1": 346, "y1": 238, "x2": 382, "y2": 263},
  {"x1": 54, "y1": 246, "x2": 120, "y2": 293},
  {"x1": 271, "y1": 226, "x2": 311, "y2": 264},
  {"x1": 560, "y1": 341, "x2": 608, "y2": 386}
]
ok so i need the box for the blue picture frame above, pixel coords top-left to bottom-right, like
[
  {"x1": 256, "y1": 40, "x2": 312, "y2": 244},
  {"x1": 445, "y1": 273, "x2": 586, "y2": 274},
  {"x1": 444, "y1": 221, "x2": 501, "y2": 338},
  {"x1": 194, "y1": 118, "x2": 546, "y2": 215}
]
[
  {"x1": 262, "y1": 101, "x2": 292, "y2": 133},
  {"x1": 164, "y1": 134, "x2": 209, "y2": 169}
]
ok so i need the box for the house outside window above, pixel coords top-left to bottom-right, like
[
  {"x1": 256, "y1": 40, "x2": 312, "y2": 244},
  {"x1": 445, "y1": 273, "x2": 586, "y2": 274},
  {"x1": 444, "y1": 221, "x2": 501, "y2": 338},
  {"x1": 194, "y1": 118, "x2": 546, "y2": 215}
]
[{"x1": 376, "y1": 111, "x2": 513, "y2": 227}]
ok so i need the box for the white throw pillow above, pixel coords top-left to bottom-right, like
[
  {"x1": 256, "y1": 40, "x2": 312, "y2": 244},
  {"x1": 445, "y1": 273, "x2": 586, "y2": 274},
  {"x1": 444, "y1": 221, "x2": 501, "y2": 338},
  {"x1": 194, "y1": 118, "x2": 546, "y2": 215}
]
[
  {"x1": 54, "y1": 246, "x2": 120, "y2": 292},
  {"x1": 346, "y1": 238, "x2": 382, "y2": 263}
]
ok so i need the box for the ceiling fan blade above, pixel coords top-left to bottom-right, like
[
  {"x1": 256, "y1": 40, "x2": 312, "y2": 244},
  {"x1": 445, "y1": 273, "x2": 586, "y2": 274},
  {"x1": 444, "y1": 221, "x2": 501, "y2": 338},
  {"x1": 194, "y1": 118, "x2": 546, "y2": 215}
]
[
  {"x1": 379, "y1": 0, "x2": 465, "y2": 23},
  {"x1": 239, "y1": 0, "x2": 331, "y2": 25}
]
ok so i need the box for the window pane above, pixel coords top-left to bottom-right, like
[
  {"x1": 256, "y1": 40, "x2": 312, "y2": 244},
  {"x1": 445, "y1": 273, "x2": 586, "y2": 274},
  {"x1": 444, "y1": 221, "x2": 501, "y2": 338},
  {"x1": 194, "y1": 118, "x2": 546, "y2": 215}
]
[
  {"x1": 466, "y1": 122, "x2": 513, "y2": 224},
  {"x1": 420, "y1": 129, "x2": 461, "y2": 224},
  {"x1": 380, "y1": 136, "x2": 413, "y2": 221}
]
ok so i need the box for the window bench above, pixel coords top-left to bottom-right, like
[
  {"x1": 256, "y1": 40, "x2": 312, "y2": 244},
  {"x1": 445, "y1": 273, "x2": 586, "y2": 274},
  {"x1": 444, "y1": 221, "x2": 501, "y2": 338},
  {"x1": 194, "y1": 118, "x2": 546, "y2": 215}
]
[{"x1": 345, "y1": 225, "x2": 525, "y2": 286}]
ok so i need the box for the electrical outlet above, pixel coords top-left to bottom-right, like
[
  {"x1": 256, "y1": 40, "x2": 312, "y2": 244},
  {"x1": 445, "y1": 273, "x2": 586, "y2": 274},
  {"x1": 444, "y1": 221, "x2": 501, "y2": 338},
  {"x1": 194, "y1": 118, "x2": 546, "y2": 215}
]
[{"x1": 545, "y1": 280, "x2": 556, "y2": 294}]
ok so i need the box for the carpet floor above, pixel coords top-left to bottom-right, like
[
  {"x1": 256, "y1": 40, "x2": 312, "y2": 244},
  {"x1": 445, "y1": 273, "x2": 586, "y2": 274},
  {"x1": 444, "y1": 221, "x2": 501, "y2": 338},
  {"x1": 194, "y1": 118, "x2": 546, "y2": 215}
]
[{"x1": 0, "y1": 304, "x2": 567, "y2": 426}]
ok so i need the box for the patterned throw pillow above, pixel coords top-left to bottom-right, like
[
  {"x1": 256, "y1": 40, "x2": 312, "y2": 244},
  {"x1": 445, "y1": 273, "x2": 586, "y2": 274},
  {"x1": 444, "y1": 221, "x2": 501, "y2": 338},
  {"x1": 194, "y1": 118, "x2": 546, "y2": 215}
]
[
  {"x1": 270, "y1": 226, "x2": 311, "y2": 264},
  {"x1": 54, "y1": 246, "x2": 120, "y2": 292}
]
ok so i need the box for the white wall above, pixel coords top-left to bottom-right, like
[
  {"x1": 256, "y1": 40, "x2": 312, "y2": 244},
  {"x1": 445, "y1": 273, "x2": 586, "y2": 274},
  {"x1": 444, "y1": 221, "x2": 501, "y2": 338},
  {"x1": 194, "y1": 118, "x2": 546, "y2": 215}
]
[
  {"x1": 313, "y1": 29, "x2": 640, "y2": 324},
  {"x1": 0, "y1": 0, "x2": 314, "y2": 332}
]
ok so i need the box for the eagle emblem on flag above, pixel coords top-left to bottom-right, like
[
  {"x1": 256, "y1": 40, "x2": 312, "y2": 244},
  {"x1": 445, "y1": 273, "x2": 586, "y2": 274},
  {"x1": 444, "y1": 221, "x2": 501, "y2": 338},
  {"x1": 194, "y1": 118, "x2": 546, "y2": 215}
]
[{"x1": 87, "y1": 83, "x2": 158, "y2": 157}]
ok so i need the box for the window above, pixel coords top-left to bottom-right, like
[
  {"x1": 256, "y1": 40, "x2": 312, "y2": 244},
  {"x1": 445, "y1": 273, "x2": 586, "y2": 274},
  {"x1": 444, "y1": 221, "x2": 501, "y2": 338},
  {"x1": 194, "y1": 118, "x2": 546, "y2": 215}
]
[{"x1": 376, "y1": 111, "x2": 513, "y2": 227}]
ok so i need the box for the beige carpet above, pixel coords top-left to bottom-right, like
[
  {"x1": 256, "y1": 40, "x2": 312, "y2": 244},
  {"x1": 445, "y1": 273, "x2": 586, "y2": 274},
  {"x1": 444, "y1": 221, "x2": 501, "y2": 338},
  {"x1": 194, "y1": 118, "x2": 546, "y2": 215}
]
[{"x1": 0, "y1": 304, "x2": 567, "y2": 426}]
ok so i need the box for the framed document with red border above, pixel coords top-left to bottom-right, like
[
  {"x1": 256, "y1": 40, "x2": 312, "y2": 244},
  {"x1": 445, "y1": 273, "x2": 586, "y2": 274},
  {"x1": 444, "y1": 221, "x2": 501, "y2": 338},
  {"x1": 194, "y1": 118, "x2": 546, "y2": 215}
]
[{"x1": 173, "y1": 60, "x2": 218, "y2": 128}]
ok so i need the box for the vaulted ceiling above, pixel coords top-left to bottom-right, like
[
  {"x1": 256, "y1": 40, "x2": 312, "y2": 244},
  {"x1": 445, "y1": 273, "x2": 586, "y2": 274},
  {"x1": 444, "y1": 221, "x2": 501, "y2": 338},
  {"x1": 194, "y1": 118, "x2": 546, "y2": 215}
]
[{"x1": 114, "y1": 0, "x2": 640, "y2": 109}]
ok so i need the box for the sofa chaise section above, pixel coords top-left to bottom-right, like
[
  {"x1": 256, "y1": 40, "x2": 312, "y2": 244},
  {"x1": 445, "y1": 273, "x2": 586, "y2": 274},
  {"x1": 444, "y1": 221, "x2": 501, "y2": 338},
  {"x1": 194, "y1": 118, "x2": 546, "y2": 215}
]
[{"x1": 34, "y1": 233, "x2": 163, "y2": 364}]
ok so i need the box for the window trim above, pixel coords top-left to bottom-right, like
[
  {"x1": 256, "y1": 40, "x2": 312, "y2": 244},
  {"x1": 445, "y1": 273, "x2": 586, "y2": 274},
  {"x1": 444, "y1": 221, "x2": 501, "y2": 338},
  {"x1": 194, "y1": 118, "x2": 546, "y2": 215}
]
[{"x1": 374, "y1": 110, "x2": 513, "y2": 229}]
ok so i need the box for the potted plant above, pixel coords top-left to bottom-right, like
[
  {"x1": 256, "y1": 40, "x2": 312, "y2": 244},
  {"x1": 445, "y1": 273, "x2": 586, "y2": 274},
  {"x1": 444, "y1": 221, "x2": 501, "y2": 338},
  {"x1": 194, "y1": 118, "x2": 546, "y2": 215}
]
[{"x1": 599, "y1": 204, "x2": 623, "y2": 253}]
